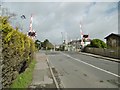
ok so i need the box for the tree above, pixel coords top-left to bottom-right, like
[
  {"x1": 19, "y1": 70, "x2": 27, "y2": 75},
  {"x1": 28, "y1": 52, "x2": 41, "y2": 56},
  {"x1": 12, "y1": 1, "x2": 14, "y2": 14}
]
[
  {"x1": 43, "y1": 39, "x2": 49, "y2": 49},
  {"x1": 35, "y1": 39, "x2": 41, "y2": 50},
  {"x1": 41, "y1": 39, "x2": 54, "y2": 50},
  {"x1": 88, "y1": 39, "x2": 107, "y2": 48},
  {"x1": 42, "y1": 39, "x2": 54, "y2": 50}
]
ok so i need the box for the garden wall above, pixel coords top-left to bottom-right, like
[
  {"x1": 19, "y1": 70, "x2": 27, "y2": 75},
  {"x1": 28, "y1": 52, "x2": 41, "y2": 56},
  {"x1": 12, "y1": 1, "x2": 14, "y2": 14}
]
[{"x1": 84, "y1": 47, "x2": 120, "y2": 59}]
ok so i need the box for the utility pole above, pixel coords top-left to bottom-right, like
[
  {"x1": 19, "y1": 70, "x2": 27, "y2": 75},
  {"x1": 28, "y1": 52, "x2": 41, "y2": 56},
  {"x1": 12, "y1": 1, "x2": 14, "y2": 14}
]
[
  {"x1": 76, "y1": 37, "x2": 77, "y2": 51},
  {"x1": 65, "y1": 32, "x2": 68, "y2": 51},
  {"x1": 61, "y1": 32, "x2": 63, "y2": 44},
  {"x1": 80, "y1": 21, "x2": 84, "y2": 48},
  {"x1": 21, "y1": 15, "x2": 26, "y2": 32},
  {"x1": 54, "y1": 44, "x2": 55, "y2": 51}
]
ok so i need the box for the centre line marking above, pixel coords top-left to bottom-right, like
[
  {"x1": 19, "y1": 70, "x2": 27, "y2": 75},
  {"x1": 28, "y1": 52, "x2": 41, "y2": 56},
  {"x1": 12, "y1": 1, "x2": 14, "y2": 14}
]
[{"x1": 61, "y1": 52, "x2": 120, "y2": 78}]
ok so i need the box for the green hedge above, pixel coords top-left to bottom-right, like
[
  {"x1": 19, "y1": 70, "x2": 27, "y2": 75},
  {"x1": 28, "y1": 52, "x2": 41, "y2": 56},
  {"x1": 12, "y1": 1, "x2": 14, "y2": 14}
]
[
  {"x1": 0, "y1": 16, "x2": 36, "y2": 88},
  {"x1": 1, "y1": 17, "x2": 35, "y2": 59},
  {"x1": 10, "y1": 59, "x2": 36, "y2": 88}
]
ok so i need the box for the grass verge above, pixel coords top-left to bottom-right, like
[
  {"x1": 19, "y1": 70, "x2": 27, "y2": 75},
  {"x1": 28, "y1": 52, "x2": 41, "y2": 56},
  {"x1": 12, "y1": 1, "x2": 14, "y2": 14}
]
[{"x1": 10, "y1": 59, "x2": 36, "y2": 88}]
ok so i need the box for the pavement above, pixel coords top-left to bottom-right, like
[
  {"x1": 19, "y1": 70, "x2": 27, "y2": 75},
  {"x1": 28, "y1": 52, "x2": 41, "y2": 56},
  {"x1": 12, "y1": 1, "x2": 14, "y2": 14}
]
[
  {"x1": 79, "y1": 52, "x2": 120, "y2": 63},
  {"x1": 29, "y1": 52, "x2": 58, "y2": 89}
]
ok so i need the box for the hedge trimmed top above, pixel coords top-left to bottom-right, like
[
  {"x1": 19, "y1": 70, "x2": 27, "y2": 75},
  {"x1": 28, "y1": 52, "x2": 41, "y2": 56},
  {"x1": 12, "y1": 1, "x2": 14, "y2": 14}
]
[{"x1": 0, "y1": 16, "x2": 36, "y2": 58}]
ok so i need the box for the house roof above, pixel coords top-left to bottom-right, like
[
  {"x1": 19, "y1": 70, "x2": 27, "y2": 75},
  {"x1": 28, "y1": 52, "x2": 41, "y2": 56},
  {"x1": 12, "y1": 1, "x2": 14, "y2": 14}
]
[
  {"x1": 104, "y1": 33, "x2": 120, "y2": 39},
  {"x1": 68, "y1": 40, "x2": 80, "y2": 44}
]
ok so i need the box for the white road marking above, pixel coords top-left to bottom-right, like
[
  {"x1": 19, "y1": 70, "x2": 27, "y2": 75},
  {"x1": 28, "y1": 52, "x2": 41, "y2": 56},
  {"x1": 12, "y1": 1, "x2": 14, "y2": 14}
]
[{"x1": 60, "y1": 52, "x2": 120, "y2": 78}]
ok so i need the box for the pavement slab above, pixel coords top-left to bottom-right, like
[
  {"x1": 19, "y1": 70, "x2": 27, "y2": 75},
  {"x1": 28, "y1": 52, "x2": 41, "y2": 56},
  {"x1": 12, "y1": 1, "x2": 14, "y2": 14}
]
[{"x1": 29, "y1": 52, "x2": 56, "y2": 88}]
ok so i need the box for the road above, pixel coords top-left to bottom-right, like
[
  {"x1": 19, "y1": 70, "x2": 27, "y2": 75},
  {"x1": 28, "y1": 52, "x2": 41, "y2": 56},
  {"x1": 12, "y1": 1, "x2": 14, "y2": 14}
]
[{"x1": 45, "y1": 51, "x2": 119, "y2": 88}]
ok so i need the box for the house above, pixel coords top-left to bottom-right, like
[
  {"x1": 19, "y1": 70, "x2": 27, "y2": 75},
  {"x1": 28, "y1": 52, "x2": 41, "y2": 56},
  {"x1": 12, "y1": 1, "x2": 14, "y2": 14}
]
[
  {"x1": 67, "y1": 37, "x2": 91, "y2": 51},
  {"x1": 67, "y1": 40, "x2": 81, "y2": 51},
  {"x1": 104, "y1": 33, "x2": 120, "y2": 49},
  {"x1": 68, "y1": 40, "x2": 81, "y2": 46}
]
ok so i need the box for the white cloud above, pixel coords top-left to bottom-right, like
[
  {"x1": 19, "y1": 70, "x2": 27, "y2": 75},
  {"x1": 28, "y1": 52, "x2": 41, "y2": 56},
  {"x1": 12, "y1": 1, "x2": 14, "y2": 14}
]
[{"x1": 3, "y1": 2, "x2": 118, "y2": 44}]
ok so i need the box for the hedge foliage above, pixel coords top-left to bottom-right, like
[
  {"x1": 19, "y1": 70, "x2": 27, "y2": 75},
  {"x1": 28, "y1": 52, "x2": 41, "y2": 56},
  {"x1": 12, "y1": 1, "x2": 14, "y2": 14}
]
[
  {"x1": 0, "y1": 16, "x2": 36, "y2": 87},
  {"x1": 0, "y1": 16, "x2": 35, "y2": 62},
  {"x1": 87, "y1": 39, "x2": 107, "y2": 48}
]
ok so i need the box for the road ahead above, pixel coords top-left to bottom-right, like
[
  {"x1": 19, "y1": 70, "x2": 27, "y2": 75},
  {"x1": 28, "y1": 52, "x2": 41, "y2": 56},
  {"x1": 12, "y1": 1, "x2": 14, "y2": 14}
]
[{"x1": 45, "y1": 51, "x2": 120, "y2": 88}]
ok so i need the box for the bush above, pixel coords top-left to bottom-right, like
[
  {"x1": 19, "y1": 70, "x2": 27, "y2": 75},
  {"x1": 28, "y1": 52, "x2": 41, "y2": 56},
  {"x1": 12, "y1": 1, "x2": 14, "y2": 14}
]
[{"x1": 90, "y1": 39, "x2": 107, "y2": 48}]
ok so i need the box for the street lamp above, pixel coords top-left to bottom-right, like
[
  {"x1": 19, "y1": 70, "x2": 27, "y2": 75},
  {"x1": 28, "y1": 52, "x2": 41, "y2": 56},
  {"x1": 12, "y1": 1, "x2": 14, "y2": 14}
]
[
  {"x1": 61, "y1": 32, "x2": 63, "y2": 44},
  {"x1": 21, "y1": 15, "x2": 26, "y2": 32}
]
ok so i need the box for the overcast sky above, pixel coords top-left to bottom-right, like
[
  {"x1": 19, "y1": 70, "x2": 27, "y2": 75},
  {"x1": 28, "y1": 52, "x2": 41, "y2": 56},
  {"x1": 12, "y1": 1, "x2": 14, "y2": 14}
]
[{"x1": 2, "y1": 1, "x2": 119, "y2": 44}]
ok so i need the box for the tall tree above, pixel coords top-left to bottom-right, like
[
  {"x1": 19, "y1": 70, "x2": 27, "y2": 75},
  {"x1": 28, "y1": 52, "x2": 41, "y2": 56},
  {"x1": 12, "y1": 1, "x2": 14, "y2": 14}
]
[{"x1": 43, "y1": 39, "x2": 54, "y2": 49}]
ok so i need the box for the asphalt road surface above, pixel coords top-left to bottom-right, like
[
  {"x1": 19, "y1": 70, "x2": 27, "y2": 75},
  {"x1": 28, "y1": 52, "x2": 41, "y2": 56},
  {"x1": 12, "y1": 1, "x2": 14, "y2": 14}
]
[{"x1": 45, "y1": 51, "x2": 119, "y2": 88}]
